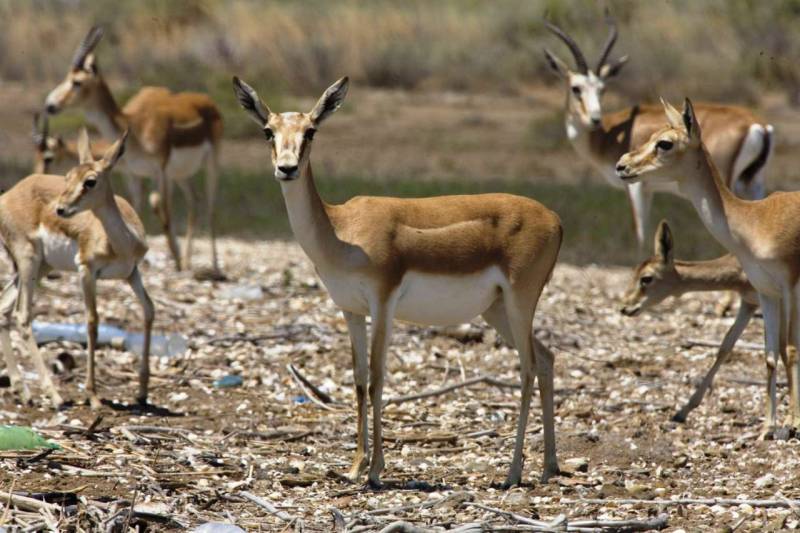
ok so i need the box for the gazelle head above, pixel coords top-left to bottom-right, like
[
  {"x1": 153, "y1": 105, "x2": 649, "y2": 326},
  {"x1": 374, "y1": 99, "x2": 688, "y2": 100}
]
[
  {"x1": 232, "y1": 76, "x2": 349, "y2": 181},
  {"x1": 55, "y1": 128, "x2": 127, "y2": 218},
  {"x1": 544, "y1": 17, "x2": 628, "y2": 130},
  {"x1": 616, "y1": 98, "x2": 703, "y2": 185},
  {"x1": 45, "y1": 26, "x2": 105, "y2": 115},
  {"x1": 32, "y1": 113, "x2": 66, "y2": 174},
  {"x1": 621, "y1": 220, "x2": 678, "y2": 316}
]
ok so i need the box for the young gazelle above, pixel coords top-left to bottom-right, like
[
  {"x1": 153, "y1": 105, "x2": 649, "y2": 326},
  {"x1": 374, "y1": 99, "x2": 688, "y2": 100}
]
[
  {"x1": 620, "y1": 220, "x2": 797, "y2": 423},
  {"x1": 0, "y1": 129, "x2": 153, "y2": 408},
  {"x1": 32, "y1": 113, "x2": 110, "y2": 175},
  {"x1": 233, "y1": 76, "x2": 563, "y2": 487},
  {"x1": 616, "y1": 98, "x2": 800, "y2": 436},
  {"x1": 544, "y1": 19, "x2": 773, "y2": 247},
  {"x1": 44, "y1": 26, "x2": 223, "y2": 275}
]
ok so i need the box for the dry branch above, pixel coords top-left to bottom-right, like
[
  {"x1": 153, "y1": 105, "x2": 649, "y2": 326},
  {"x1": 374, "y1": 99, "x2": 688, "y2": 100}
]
[
  {"x1": 384, "y1": 375, "x2": 519, "y2": 405},
  {"x1": 562, "y1": 497, "x2": 800, "y2": 508}
]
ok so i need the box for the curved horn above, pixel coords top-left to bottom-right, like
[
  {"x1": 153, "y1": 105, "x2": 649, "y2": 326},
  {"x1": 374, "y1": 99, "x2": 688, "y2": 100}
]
[
  {"x1": 545, "y1": 21, "x2": 588, "y2": 74},
  {"x1": 71, "y1": 26, "x2": 105, "y2": 69},
  {"x1": 596, "y1": 13, "x2": 618, "y2": 73}
]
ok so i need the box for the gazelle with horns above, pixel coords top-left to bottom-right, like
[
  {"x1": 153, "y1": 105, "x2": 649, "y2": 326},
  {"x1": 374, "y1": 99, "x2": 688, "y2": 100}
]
[
  {"x1": 617, "y1": 98, "x2": 800, "y2": 436},
  {"x1": 621, "y1": 220, "x2": 796, "y2": 423},
  {"x1": 32, "y1": 113, "x2": 110, "y2": 175},
  {"x1": 0, "y1": 129, "x2": 153, "y2": 408},
  {"x1": 44, "y1": 26, "x2": 223, "y2": 275},
  {"x1": 544, "y1": 18, "x2": 773, "y2": 247},
  {"x1": 233, "y1": 76, "x2": 563, "y2": 487}
]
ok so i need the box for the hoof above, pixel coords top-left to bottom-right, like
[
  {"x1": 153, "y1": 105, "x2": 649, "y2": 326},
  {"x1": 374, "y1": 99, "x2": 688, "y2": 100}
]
[
  {"x1": 540, "y1": 467, "x2": 560, "y2": 484},
  {"x1": 367, "y1": 477, "x2": 384, "y2": 490},
  {"x1": 500, "y1": 478, "x2": 521, "y2": 490},
  {"x1": 671, "y1": 411, "x2": 687, "y2": 423},
  {"x1": 136, "y1": 396, "x2": 148, "y2": 407}
]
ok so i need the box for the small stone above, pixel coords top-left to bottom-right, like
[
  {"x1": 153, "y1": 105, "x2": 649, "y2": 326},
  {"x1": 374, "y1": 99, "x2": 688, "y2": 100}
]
[{"x1": 754, "y1": 473, "x2": 774, "y2": 489}]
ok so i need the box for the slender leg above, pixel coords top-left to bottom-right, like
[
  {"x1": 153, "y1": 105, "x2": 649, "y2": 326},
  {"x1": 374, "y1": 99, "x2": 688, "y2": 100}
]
[
  {"x1": 125, "y1": 173, "x2": 146, "y2": 214},
  {"x1": 759, "y1": 294, "x2": 781, "y2": 438},
  {"x1": 78, "y1": 264, "x2": 101, "y2": 408},
  {"x1": 343, "y1": 311, "x2": 369, "y2": 481},
  {"x1": 366, "y1": 298, "x2": 396, "y2": 487},
  {"x1": 789, "y1": 287, "x2": 800, "y2": 428},
  {"x1": 16, "y1": 255, "x2": 62, "y2": 406},
  {"x1": 128, "y1": 266, "x2": 154, "y2": 405},
  {"x1": 0, "y1": 276, "x2": 28, "y2": 402},
  {"x1": 205, "y1": 150, "x2": 220, "y2": 273},
  {"x1": 673, "y1": 302, "x2": 756, "y2": 422},
  {"x1": 153, "y1": 168, "x2": 182, "y2": 271},
  {"x1": 177, "y1": 180, "x2": 197, "y2": 271},
  {"x1": 626, "y1": 181, "x2": 653, "y2": 251}
]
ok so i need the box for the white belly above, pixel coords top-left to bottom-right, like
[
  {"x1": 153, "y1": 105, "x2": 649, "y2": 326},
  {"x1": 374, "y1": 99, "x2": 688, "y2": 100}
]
[
  {"x1": 38, "y1": 227, "x2": 79, "y2": 271},
  {"x1": 395, "y1": 267, "x2": 505, "y2": 326},
  {"x1": 165, "y1": 144, "x2": 209, "y2": 181},
  {"x1": 317, "y1": 270, "x2": 371, "y2": 316}
]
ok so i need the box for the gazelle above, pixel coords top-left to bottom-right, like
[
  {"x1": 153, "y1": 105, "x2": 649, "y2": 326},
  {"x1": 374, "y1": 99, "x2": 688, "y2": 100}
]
[
  {"x1": 44, "y1": 26, "x2": 223, "y2": 276},
  {"x1": 0, "y1": 129, "x2": 153, "y2": 408},
  {"x1": 233, "y1": 76, "x2": 563, "y2": 487},
  {"x1": 32, "y1": 113, "x2": 110, "y2": 175},
  {"x1": 621, "y1": 220, "x2": 796, "y2": 423},
  {"x1": 544, "y1": 19, "x2": 773, "y2": 247},
  {"x1": 616, "y1": 98, "x2": 800, "y2": 436}
]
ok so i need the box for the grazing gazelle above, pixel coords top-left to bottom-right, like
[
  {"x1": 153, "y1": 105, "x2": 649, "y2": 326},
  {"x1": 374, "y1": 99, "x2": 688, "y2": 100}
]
[
  {"x1": 616, "y1": 98, "x2": 800, "y2": 436},
  {"x1": 0, "y1": 129, "x2": 153, "y2": 408},
  {"x1": 621, "y1": 220, "x2": 796, "y2": 423},
  {"x1": 233, "y1": 76, "x2": 563, "y2": 487},
  {"x1": 32, "y1": 113, "x2": 110, "y2": 175},
  {"x1": 544, "y1": 19, "x2": 773, "y2": 247},
  {"x1": 44, "y1": 26, "x2": 223, "y2": 275}
]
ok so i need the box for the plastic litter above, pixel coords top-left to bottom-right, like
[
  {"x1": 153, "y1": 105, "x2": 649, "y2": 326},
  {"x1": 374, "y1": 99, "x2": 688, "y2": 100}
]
[
  {"x1": 213, "y1": 375, "x2": 243, "y2": 388},
  {"x1": 192, "y1": 523, "x2": 246, "y2": 533},
  {"x1": 0, "y1": 425, "x2": 60, "y2": 450},
  {"x1": 219, "y1": 283, "x2": 263, "y2": 301},
  {"x1": 32, "y1": 321, "x2": 188, "y2": 357}
]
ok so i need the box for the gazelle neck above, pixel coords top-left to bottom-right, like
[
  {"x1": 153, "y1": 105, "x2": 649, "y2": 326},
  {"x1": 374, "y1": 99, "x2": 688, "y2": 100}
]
[
  {"x1": 673, "y1": 256, "x2": 748, "y2": 294},
  {"x1": 85, "y1": 78, "x2": 128, "y2": 140},
  {"x1": 280, "y1": 162, "x2": 348, "y2": 267},
  {"x1": 677, "y1": 146, "x2": 744, "y2": 253},
  {"x1": 91, "y1": 191, "x2": 140, "y2": 257}
]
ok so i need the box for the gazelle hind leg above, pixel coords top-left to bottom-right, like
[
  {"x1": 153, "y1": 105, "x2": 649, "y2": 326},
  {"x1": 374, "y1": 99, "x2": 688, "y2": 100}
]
[
  {"x1": 758, "y1": 294, "x2": 781, "y2": 439},
  {"x1": 366, "y1": 298, "x2": 397, "y2": 487},
  {"x1": 177, "y1": 180, "x2": 198, "y2": 271},
  {"x1": 128, "y1": 267, "x2": 154, "y2": 405},
  {"x1": 78, "y1": 265, "x2": 101, "y2": 409},
  {"x1": 205, "y1": 150, "x2": 220, "y2": 272},
  {"x1": 673, "y1": 302, "x2": 756, "y2": 423},
  {"x1": 343, "y1": 311, "x2": 369, "y2": 482},
  {"x1": 0, "y1": 276, "x2": 28, "y2": 402},
  {"x1": 789, "y1": 286, "x2": 800, "y2": 428}
]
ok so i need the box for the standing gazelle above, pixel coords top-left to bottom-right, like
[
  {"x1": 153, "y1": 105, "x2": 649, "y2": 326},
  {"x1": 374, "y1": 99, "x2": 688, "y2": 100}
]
[
  {"x1": 617, "y1": 98, "x2": 800, "y2": 436},
  {"x1": 233, "y1": 76, "x2": 563, "y2": 486},
  {"x1": 621, "y1": 220, "x2": 795, "y2": 423},
  {"x1": 32, "y1": 113, "x2": 109, "y2": 175},
  {"x1": 544, "y1": 19, "x2": 773, "y2": 247},
  {"x1": 44, "y1": 26, "x2": 223, "y2": 276},
  {"x1": 0, "y1": 129, "x2": 153, "y2": 408}
]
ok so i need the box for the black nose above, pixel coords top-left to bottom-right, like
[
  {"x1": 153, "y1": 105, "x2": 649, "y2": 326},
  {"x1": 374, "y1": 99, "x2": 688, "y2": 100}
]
[
  {"x1": 278, "y1": 165, "x2": 298, "y2": 176},
  {"x1": 56, "y1": 207, "x2": 66, "y2": 217},
  {"x1": 616, "y1": 164, "x2": 627, "y2": 173},
  {"x1": 591, "y1": 117, "x2": 601, "y2": 126},
  {"x1": 46, "y1": 104, "x2": 58, "y2": 114}
]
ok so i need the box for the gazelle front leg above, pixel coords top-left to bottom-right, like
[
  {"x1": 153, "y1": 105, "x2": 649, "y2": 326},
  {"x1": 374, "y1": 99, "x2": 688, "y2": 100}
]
[
  {"x1": 79, "y1": 264, "x2": 101, "y2": 408},
  {"x1": 343, "y1": 311, "x2": 369, "y2": 481},
  {"x1": 673, "y1": 301, "x2": 756, "y2": 423},
  {"x1": 759, "y1": 294, "x2": 781, "y2": 438},
  {"x1": 128, "y1": 266, "x2": 154, "y2": 405},
  {"x1": 788, "y1": 288, "x2": 800, "y2": 428},
  {"x1": 0, "y1": 276, "x2": 29, "y2": 403},
  {"x1": 366, "y1": 299, "x2": 396, "y2": 487},
  {"x1": 152, "y1": 167, "x2": 182, "y2": 271},
  {"x1": 177, "y1": 180, "x2": 197, "y2": 271},
  {"x1": 626, "y1": 181, "x2": 653, "y2": 251}
]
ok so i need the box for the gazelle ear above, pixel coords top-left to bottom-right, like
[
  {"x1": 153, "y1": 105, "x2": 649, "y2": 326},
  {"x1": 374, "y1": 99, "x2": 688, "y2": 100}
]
[
  {"x1": 654, "y1": 219, "x2": 674, "y2": 264},
  {"x1": 660, "y1": 97, "x2": 684, "y2": 130},
  {"x1": 101, "y1": 129, "x2": 128, "y2": 169},
  {"x1": 232, "y1": 76, "x2": 271, "y2": 127},
  {"x1": 682, "y1": 98, "x2": 701, "y2": 141},
  {"x1": 310, "y1": 77, "x2": 349, "y2": 125},
  {"x1": 77, "y1": 128, "x2": 93, "y2": 164},
  {"x1": 599, "y1": 55, "x2": 628, "y2": 79},
  {"x1": 544, "y1": 49, "x2": 570, "y2": 78}
]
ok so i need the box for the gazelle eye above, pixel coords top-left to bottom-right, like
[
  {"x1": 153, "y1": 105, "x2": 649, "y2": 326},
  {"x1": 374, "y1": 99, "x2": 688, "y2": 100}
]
[
  {"x1": 83, "y1": 178, "x2": 96, "y2": 190},
  {"x1": 656, "y1": 140, "x2": 674, "y2": 151},
  {"x1": 640, "y1": 275, "x2": 654, "y2": 287},
  {"x1": 263, "y1": 128, "x2": 274, "y2": 141},
  {"x1": 571, "y1": 86, "x2": 581, "y2": 95},
  {"x1": 72, "y1": 80, "x2": 82, "y2": 88},
  {"x1": 304, "y1": 128, "x2": 316, "y2": 141}
]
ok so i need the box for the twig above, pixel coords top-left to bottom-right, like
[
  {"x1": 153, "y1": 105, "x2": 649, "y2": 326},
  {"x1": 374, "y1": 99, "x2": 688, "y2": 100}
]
[
  {"x1": 685, "y1": 338, "x2": 763, "y2": 351},
  {"x1": 0, "y1": 493, "x2": 60, "y2": 514},
  {"x1": 385, "y1": 375, "x2": 519, "y2": 405},
  {"x1": 368, "y1": 491, "x2": 472, "y2": 516},
  {"x1": 287, "y1": 363, "x2": 336, "y2": 407},
  {"x1": 378, "y1": 522, "x2": 432, "y2": 533},
  {"x1": 240, "y1": 491, "x2": 295, "y2": 523},
  {"x1": 461, "y1": 502, "x2": 541, "y2": 526},
  {"x1": 562, "y1": 496, "x2": 800, "y2": 508}
]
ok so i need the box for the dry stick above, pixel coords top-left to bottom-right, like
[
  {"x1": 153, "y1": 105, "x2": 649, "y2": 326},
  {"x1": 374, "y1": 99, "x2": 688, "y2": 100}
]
[
  {"x1": 0, "y1": 479, "x2": 15, "y2": 526},
  {"x1": 240, "y1": 491, "x2": 295, "y2": 523},
  {"x1": 286, "y1": 364, "x2": 338, "y2": 412},
  {"x1": 377, "y1": 522, "x2": 432, "y2": 533},
  {"x1": 0, "y1": 492, "x2": 60, "y2": 514},
  {"x1": 685, "y1": 338, "x2": 763, "y2": 351},
  {"x1": 384, "y1": 375, "x2": 519, "y2": 406},
  {"x1": 287, "y1": 363, "x2": 335, "y2": 404},
  {"x1": 562, "y1": 497, "x2": 800, "y2": 508}
]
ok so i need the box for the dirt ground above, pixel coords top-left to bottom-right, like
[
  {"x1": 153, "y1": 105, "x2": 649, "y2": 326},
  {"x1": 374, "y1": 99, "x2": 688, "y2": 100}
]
[{"x1": 0, "y1": 236, "x2": 798, "y2": 531}]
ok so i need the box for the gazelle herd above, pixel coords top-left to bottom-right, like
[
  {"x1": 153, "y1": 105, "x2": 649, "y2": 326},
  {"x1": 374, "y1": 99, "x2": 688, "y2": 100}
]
[{"x1": 0, "y1": 18, "x2": 796, "y2": 487}]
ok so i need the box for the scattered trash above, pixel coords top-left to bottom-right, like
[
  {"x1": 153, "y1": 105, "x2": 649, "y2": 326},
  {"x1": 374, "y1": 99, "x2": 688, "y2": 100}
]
[
  {"x1": 218, "y1": 283, "x2": 263, "y2": 301},
  {"x1": 292, "y1": 395, "x2": 309, "y2": 404},
  {"x1": 0, "y1": 425, "x2": 60, "y2": 450},
  {"x1": 213, "y1": 375, "x2": 243, "y2": 388},
  {"x1": 193, "y1": 523, "x2": 246, "y2": 533},
  {"x1": 32, "y1": 321, "x2": 188, "y2": 357}
]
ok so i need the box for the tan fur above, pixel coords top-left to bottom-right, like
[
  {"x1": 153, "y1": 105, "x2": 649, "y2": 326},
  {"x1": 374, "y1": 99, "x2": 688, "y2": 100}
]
[
  {"x1": 234, "y1": 76, "x2": 562, "y2": 487},
  {"x1": 45, "y1": 29, "x2": 223, "y2": 273},
  {"x1": 617, "y1": 99, "x2": 800, "y2": 435}
]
